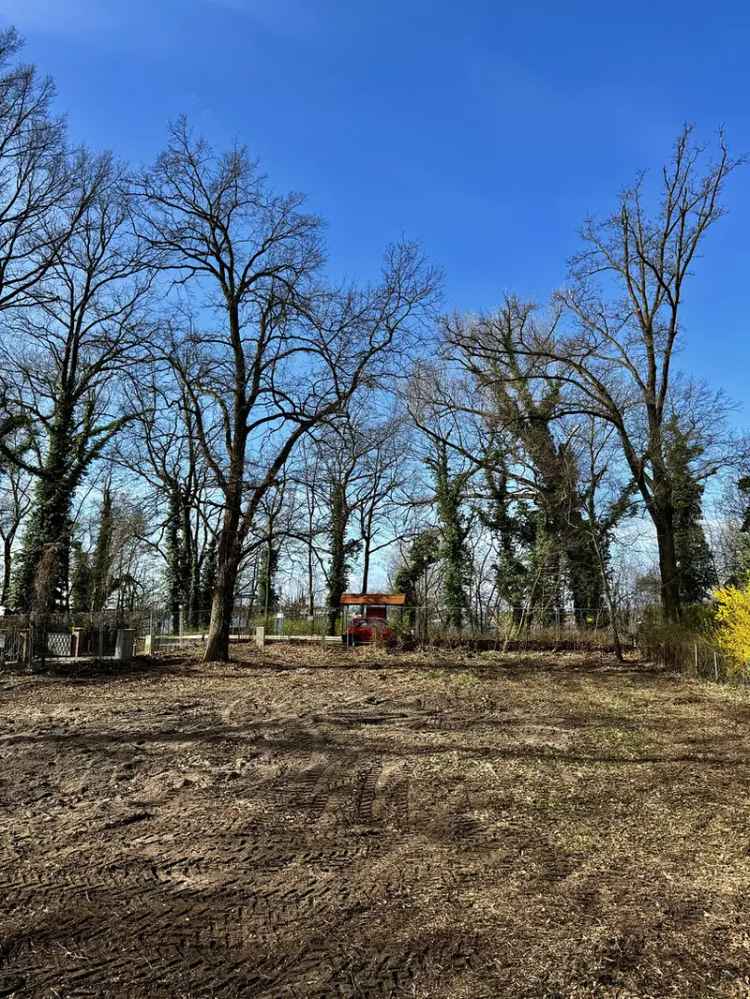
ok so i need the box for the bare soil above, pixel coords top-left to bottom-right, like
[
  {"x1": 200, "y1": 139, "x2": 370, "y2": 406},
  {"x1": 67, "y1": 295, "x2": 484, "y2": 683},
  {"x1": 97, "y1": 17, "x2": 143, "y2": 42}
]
[{"x1": 2, "y1": 645, "x2": 750, "y2": 998}]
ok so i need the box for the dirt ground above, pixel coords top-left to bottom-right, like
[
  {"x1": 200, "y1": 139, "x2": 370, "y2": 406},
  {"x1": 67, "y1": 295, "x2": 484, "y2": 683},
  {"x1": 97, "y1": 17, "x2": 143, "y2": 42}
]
[{"x1": 2, "y1": 645, "x2": 750, "y2": 999}]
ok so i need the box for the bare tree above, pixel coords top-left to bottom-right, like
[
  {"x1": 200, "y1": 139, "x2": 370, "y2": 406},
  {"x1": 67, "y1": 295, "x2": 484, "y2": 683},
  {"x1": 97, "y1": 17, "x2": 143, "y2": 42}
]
[
  {"x1": 0, "y1": 155, "x2": 154, "y2": 609},
  {"x1": 574, "y1": 418, "x2": 640, "y2": 659},
  {"x1": 555, "y1": 128, "x2": 742, "y2": 619},
  {"x1": 0, "y1": 29, "x2": 94, "y2": 313},
  {"x1": 295, "y1": 438, "x2": 327, "y2": 614},
  {"x1": 120, "y1": 367, "x2": 220, "y2": 630},
  {"x1": 405, "y1": 380, "x2": 480, "y2": 630},
  {"x1": 0, "y1": 29, "x2": 106, "y2": 453},
  {"x1": 287, "y1": 411, "x2": 409, "y2": 615},
  {"x1": 708, "y1": 460, "x2": 750, "y2": 586},
  {"x1": 313, "y1": 420, "x2": 371, "y2": 632},
  {"x1": 442, "y1": 300, "x2": 617, "y2": 623},
  {"x1": 461, "y1": 131, "x2": 739, "y2": 620},
  {"x1": 352, "y1": 413, "x2": 408, "y2": 593},
  {"x1": 136, "y1": 120, "x2": 437, "y2": 660}
]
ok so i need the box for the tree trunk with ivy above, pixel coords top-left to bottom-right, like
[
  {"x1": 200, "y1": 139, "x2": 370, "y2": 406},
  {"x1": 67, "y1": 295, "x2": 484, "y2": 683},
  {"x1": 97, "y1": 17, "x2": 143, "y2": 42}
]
[
  {"x1": 431, "y1": 440, "x2": 472, "y2": 632},
  {"x1": 327, "y1": 483, "x2": 352, "y2": 635},
  {"x1": 91, "y1": 484, "x2": 114, "y2": 613}
]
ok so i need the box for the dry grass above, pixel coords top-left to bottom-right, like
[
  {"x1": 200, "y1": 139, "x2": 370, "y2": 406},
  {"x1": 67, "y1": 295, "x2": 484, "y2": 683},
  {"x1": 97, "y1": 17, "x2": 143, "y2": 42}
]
[{"x1": 2, "y1": 644, "x2": 750, "y2": 997}]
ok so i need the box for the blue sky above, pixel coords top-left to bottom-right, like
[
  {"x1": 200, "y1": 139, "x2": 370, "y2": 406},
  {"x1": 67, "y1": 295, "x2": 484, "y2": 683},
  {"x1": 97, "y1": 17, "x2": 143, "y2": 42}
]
[{"x1": 4, "y1": 0, "x2": 750, "y2": 418}]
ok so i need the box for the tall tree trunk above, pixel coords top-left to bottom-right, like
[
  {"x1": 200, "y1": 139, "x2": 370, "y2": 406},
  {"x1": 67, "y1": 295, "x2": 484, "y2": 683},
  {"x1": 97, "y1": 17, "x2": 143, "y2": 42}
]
[
  {"x1": 655, "y1": 514, "x2": 681, "y2": 622},
  {"x1": 307, "y1": 538, "x2": 315, "y2": 616},
  {"x1": 203, "y1": 497, "x2": 242, "y2": 662},
  {"x1": 246, "y1": 559, "x2": 258, "y2": 617},
  {"x1": 204, "y1": 546, "x2": 240, "y2": 661},
  {"x1": 189, "y1": 556, "x2": 201, "y2": 630},
  {"x1": 327, "y1": 484, "x2": 350, "y2": 635},
  {"x1": 165, "y1": 490, "x2": 181, "y2": 634},
  {"x1": 1, "y1": 534, "x2": 12, "y2": 607},
  {"x1": 180, "y1": 493, "x2": 195, "y2": 628},
  {"x1": 261, "y1": 540, "x2": 274, "y2": 627},
  {"x1": 204, "y1": 558, "x2": 238, "y2": 661},
  {"x1": 587, "y1": 525, "x2": 624, "y2": 661},
  {"x1": 361, "y1": 533, "x2": 371, "y2": 593},
  {"x1": 565, "y1": 526, "x2": 603, "y2": 628},
  {"x1": 13, "y1": 422, "x2": 75, "y2": 612},
  {"x1": 360, "y1": 502, "x2": 377, "y2": 593}
]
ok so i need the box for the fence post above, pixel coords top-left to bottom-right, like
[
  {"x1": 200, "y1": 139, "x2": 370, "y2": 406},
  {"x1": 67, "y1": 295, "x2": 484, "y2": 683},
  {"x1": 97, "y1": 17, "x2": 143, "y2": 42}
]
[
  {"x1": 255, "y1": 626, "x2": 265, "y2": 649},
  {"x1": 694, "y1": 642, "x2": 698, "y2": 675},
  {"x1": 115, "y1": 629, "x2": 134, "y2": 663},
  {"x1": 713, "y1": 651, "x2": 719, "y2": 682},
  {"x1": 26, "y1": 620, "x2": 33, "y2": 671}
]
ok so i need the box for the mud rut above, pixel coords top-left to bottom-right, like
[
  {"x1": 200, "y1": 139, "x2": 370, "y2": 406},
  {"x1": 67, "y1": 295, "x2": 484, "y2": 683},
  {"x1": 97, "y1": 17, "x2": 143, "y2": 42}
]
[{"x1": 0, "y1": 664, "x2": 498, "y2": 999}]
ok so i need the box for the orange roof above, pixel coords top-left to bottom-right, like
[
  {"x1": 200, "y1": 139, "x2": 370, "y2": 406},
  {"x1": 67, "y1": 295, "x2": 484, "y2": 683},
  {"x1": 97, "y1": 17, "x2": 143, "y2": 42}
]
[{"x1": 341, "y1": 593, "x2": 406, "y2": 606}]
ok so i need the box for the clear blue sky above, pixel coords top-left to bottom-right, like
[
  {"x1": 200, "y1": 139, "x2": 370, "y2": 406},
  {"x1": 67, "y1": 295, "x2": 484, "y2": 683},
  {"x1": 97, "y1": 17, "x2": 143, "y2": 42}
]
[{"x1": 4, "y1": 0, "x2": 750, "y2": 419}]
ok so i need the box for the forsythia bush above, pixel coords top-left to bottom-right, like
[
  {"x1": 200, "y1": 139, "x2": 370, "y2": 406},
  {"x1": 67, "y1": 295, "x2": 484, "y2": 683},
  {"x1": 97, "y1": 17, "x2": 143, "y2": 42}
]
[{"x1": 714, "y1": 586, "x2": 750, "y2": 673}]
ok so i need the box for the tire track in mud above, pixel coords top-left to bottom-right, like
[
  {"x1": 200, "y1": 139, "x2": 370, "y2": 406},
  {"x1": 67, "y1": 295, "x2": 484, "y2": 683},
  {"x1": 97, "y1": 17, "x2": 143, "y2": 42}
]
[
  {"x1": 2, "y1": 681, "x2": 499, "y2": 999},
  {"x1": 1, "y1": 764, "x2": 424, "y2": 997}
]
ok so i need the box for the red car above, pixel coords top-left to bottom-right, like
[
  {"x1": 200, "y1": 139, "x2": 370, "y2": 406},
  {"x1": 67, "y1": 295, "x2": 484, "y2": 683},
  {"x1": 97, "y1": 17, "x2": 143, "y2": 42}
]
[{"x1": 343, "y1": 615, "x2": 396, "y2": 646}]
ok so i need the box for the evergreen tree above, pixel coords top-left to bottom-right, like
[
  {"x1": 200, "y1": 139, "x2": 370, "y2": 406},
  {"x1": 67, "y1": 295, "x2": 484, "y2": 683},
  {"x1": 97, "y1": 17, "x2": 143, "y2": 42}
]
[
  {"x1": 740, "y1": 477, "x2": 750, "y2": 535},
  {"x1": 430, "y1": 440, "x2": 472, "y2": 630},
  {"x1": 665, "y1": 419, "x2": 717, "y2": 604},
  {"x1": 91, "y1": 484, "x2": 114, "y2": 612},
  {"x1": 163, "y1": 488, "x2": 183, "y2": 632},
  {"x1": 394, "y1": 528, "x2": 440, "y2": 627},
  {"x1": 258, "y1": 543, "x2": 280, "y2": 619},
  {"x1": 70, "y1": 541, "x2": 93, "y2": 614},
  {"x1": 200, "y1": 537, "x2": 218, "y2": 622},
  {"x1": 726, "y1": 476, "x2": 750, "y2": 585},
  {"x1": 479, "y1": 463, "x2": 532, "y2": 623},
  {"x1": 10, "y1": 445, "x2": 74, "y2": 612}
]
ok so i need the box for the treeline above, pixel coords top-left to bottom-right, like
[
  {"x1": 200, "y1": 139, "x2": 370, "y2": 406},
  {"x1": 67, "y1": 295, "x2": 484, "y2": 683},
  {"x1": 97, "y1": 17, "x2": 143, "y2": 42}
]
[{"x1": 1, "y1": 28, "x2": 749, "y2": 662}]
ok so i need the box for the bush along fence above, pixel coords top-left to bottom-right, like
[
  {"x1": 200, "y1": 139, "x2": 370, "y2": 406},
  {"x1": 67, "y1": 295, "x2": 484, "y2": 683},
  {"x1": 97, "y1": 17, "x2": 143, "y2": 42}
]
[
  {"x1": 636, "y1": 587, "x2": 750, "y2": 682},
  {"x1": 637, "y1": 625, "x2": 732, "y2": 681}
]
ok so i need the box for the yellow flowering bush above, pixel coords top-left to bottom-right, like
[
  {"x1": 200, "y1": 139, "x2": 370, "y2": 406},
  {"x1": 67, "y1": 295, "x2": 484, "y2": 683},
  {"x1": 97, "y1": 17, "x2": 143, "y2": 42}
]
[{"x1": 714, "y1": 586, "x2": 750, "y2": 674}]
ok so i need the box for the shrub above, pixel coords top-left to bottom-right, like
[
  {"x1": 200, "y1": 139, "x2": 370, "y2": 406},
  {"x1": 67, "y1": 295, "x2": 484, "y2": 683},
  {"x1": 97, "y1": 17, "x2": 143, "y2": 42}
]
[
  {"x1": 714, "y1": 586, "x2": 750, "y2": 674},
  {"x1": 637, "y1": 603, "x2": 722, "y2": 677}
]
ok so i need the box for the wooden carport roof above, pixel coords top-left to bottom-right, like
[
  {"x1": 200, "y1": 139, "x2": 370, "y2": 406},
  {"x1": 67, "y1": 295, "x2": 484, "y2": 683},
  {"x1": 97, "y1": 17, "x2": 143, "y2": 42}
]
[{"x1": 340, "y1": 593, "x2": 407, "y2": 606}]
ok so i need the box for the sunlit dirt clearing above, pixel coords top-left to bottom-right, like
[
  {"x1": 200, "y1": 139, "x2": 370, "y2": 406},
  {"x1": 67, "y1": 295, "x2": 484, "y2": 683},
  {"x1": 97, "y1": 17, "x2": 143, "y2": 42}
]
[{"x1": 2, "y1": 645, "x2": 750, "y2": 998}]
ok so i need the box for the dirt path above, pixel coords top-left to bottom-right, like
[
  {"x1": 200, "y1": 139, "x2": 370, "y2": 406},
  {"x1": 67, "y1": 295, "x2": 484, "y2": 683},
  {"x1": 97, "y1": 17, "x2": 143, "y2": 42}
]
[{"x1": 2, "y1": 646, "x2": 750, "y2": 998}]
